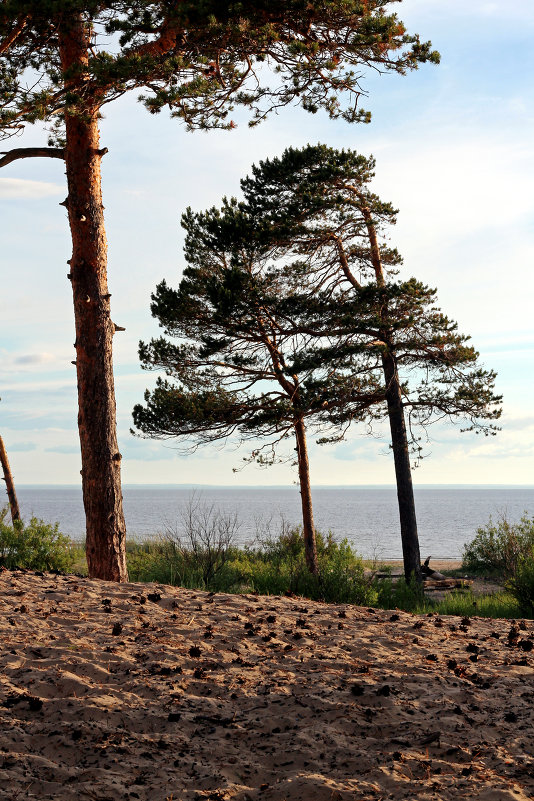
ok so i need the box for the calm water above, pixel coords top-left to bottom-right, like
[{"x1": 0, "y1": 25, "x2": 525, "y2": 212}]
[{"x1": 12, "y1": 485, "x2": 534, "y2": 560}]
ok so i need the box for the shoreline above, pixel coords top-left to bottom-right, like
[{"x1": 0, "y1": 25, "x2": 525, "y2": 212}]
[{"x1": 380, "y1": 559, "x2": 462, "y2": 570}]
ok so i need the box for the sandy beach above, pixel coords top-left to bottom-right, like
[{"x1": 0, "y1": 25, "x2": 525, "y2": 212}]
[{"x1": 0, "y1": 567, "x2": 533, "y2": 801}]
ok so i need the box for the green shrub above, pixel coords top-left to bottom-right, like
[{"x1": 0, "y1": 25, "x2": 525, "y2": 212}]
[
  {"x1": 506, "y1": 551, "x2": 534, "y2": 617},
  {"x1": 127, "y1": 541, "x2": 167, "y2": 583},
  {"x1": 432, "y1": 589, "x2": 522, "y2": 619},
  {"x1": 376, "y1": 578, "x2": 522, "y2": 618},
  {"x1": 226, "y1": 527, "x2": 376, "y2": 605},
  {"x1": 316, "y1": 536, "x2": 377, "y2": 605},
  {"x1": 0, "y1": 506, "x2": 75, "y2": 572},
  {"x1": 462, "y1": 513, "x2": 534, "y2": 577}
]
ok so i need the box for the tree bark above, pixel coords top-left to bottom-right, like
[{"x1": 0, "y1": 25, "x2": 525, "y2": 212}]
[
  {"x1": 59, "y1": 17, "x2": 128, "y2": 582},
  {"x1": 0, "y1": 435, "x2": 21, "y2": 526},
  {"x1": 294, "y1": 417, "x2": 318, "y2": 575},
  {"x1": 0, "y1": 14, "x2": 30, "y2": 55},
  {"x1": 381, "y1": 353, "x2": 422, "y2": 584}
]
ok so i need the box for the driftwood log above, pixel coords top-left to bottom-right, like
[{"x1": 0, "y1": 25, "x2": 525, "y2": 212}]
[
  {"x1": 422, "y1": 555, "x2": 448, "y2": 581},
  {"x1": 374, "y1": 557, "x2": 472, "y2": 591},
  {"x1": 423, "y1": 578, "x2": 472, "y2": 592},
  {"x1": 421, "y1": 557, "x2": 471, "y2": 591}
]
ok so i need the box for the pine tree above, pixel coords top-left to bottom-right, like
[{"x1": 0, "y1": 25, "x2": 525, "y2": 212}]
[
  {"x1": 236, "y1": 144, "x2": 502, "y2": 581},
  {"x1": 136, "y1": 146, "x2": 501, "y2": 582},
  {"x1": 0, "y1": 434, "x2": 21, "y2": 526},
  {"x1": 134, "y1": 202, "x2": 386, "y2": 574},
  {"x1": 0, "y1": 1, "x2": 438, "y2": 580}
]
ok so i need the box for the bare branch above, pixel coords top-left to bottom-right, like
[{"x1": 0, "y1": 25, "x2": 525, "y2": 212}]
[{"x1": 0, "y1": 147, "x2": 65, "y2": 169}]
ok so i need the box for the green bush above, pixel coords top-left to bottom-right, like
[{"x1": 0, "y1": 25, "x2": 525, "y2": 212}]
[
  {"x1": 462, "y1": 513, "x2": 534, "y2": 578},
  {"x1": 0, "y1": 506, "x2": 75, "y2": 572},
  {"x1": 432, "y1": 589, "x2": 522, "y2": 619},
  {"x1": 506, "y1": 551, "x2": 534, "y2": 616},
  {"x1": 316, "y1": 535, "x2": 377, "y2": 605},
  {"x1": 127, "y1": 541, "x2": 168, "y2": 583},
  {"x1": 217, "y1": 527, "x2": 375, "y2": 605}
]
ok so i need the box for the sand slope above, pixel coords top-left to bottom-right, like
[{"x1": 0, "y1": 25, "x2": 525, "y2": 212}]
[{"x1": 0, "y1": 567, "x2": 533, "y2": 801}]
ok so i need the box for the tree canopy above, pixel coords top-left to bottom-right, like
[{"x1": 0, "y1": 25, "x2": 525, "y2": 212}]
[
  {"x1": 133, "y1": 205, "x2": 386, "y2": 453},
  {"x1": 170, "y1": 145, "x2": 502, "y2": 449},
  {"x1": 1, "y1": 0, "x2": 439, "y2": 142}
]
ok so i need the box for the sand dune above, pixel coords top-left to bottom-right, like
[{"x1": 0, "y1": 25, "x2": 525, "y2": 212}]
[{"x1": 0, "y1": 567, "x2": 533, "y2": 800}]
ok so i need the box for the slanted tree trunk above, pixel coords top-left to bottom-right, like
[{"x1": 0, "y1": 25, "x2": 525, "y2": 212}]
[
  {"x1": 59, "y1": 18, "x2": 128, "y2": 582},
  {"x1": 381, "y1": 352, "x2": 422, "y2": 583},
  {"x1": 360, "y1": 201, "x2": 422, "y2": 584},
  {"x1": 294, "y1": 417, "x2": 318, "y2": 575},
  {"x1": 0, "y1": 435, "x2": 21, "y2": 526}
]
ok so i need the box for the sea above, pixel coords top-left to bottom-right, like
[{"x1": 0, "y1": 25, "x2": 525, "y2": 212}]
[{"x1": 11, "y1": 485, "x2": 534, "y2": 561}]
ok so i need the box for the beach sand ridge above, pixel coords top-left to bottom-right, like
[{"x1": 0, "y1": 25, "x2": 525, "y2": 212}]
[{"x1": 0, "y1": 568, "x2": 533, "y2": 800}]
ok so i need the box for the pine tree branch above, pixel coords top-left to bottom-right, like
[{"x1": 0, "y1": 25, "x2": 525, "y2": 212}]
[
  {"x1": 0, "y1": 147, "x2": 65, "y2": 168},
  {"x1": 0, "y1": 15, "x2": 30, "y2": 56}
]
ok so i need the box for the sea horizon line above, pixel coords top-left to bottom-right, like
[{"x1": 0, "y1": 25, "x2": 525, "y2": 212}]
[{"x1": 16, "y1": 483, "x2": 534, "y2": 490}]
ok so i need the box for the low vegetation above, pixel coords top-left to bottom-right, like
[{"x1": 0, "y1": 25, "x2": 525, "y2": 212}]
[
  {"x1": 506, "y1": 554, "x2": 534, "y2": 617},
  {"x1": 377, "y1": 577, "x2": 521, "y2": 619},
  {"x1": 462, "y1": 513, "x2": 534, "y2": 616},
  {"x1": 127, "y1": 525, "x2": 378, "y2": 607},
  {"x1": 0, "y1": 506, "x2": 75, "y2": 573},
  {"x1": 2, "y1": 503, "x2": 533, "y2": 619},
  {"x1": 462, "y1": 513, "x2": 534, "y2": 577}
]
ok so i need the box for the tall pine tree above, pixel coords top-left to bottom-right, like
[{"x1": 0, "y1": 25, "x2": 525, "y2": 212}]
[{"x1": 237, "y1": 145, "x2": 502, "y2": 581}]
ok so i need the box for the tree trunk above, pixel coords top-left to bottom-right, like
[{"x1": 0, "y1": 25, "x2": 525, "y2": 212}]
[
  {"x1": 294, "y1": 418, "x2": 318, "y2": 575},
  {"x1": 381, "y1": 352, "x2": 422, "y2": 584},
  {"x1": 59, "y1": 18, "x2": 128, "y2": 582},
  {"x1": 0, "y1": 435, "x2": 21, "y2": 526},
  {"x1": 359, "y1": 201, "x2": 422, "y2": 585}
]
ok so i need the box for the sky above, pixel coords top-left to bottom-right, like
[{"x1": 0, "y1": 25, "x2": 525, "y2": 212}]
[{"x1": 1, "y1": 0, "x2": 533, "y2": 487}]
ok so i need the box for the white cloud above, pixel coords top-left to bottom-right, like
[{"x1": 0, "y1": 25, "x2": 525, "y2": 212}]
[
  {"x1": 0, "y1": 178, "x2": 63, "y2": 199},
  {"x1": 468, "y1": 442, "x2": 534, "y2": 460},
  {"x1": 44, "y1": 445, "x2": 80, "y2": 454},
  {"x1": 502, "y1": 416, "x2": 534, "y2": 433},
  {"x1": 477, "y1": 333, "x2": 534, "y2": 349},
  {"x1": 0, "y1": 353, "x2": 74, "y2": 381},
  {"x1": 372, "y1": 134, "x2": 534, "y2": 245}
]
